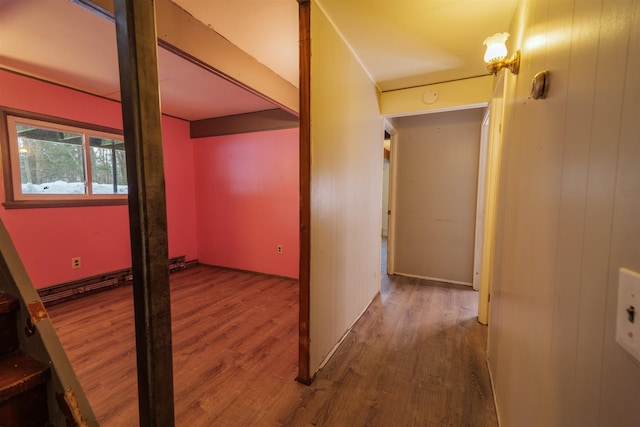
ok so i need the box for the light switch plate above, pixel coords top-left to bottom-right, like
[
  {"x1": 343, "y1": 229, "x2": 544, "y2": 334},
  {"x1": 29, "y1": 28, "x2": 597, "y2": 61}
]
[{"x1": 616, "y1": 268, "x2": 640, "y2": 362}]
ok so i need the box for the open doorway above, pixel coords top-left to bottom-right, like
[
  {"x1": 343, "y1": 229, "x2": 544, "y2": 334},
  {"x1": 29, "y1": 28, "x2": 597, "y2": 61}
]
[
  {"x1": 385, "y1": 109, "x2": 485, "y2": 287},
  {"x1": 382, "y1": 122, "x2": 398, "y2": 276},
  {"x1": 381, "y1": 130, "x2": 391, "y2": 274}
]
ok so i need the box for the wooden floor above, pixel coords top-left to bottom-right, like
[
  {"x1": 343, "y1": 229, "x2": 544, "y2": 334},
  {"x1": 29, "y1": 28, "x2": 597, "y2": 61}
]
[{"x1": 48, "y1": 263, "x2": 497, "y2": 426}]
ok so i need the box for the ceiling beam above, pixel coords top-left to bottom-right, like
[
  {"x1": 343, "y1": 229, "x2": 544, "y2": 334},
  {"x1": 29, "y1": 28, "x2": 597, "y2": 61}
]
[
  {"x1": 190, "y1": 109, "x2": 299, "y2": 138},
  {"x1": 73, "y1": 0, "x2": 299, "y2": 115}
]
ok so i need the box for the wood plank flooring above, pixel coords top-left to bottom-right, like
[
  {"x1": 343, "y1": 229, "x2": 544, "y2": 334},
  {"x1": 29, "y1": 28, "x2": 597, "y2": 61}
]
[{"x1": 48, "y1": 264, "x2": 497, "y2": 426}]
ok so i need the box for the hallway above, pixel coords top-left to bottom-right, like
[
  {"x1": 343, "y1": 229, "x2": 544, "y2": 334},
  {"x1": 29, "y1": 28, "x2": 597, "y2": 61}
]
[{"x1": 49, "y1": 264, "x2": 496, "y2": 426}]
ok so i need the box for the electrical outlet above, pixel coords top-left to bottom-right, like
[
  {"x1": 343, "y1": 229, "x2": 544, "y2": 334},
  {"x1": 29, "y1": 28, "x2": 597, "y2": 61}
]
[
  {"x1": 277, "y1": 245, "x2": 283, "y2": 254},
  {"x1": 72, "y1": 257, "x2": 81, "y2": 269},
  {"x1": 616, "y1": 268, "x2": 640, "y2": 362}
]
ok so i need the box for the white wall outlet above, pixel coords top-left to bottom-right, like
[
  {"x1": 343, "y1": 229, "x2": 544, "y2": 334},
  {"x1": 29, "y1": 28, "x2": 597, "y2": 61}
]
[
  {"x1": 277, "y1": 245, "x2": 283, "y2": 254},
  {"x1": 616, "y1": 268, "x2": 640, "y2": 362},
  {"x1": 72, "y1": 257, "x2": 81, "y2": 269}
]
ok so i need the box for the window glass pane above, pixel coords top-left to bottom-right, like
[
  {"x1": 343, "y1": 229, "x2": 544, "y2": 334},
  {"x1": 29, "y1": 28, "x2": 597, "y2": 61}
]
[
  {"x1": 89, "y1": 137, "x2": 128, "y2": 194},
  {"x1": 16, "y1": 124, "x2": 85, "y2": 194}
]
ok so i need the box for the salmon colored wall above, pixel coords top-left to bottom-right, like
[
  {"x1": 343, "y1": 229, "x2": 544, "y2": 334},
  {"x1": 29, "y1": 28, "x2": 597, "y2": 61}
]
[
  {"x1": 193, "y1": 128, "x2": 299, "y2": 279},
  {"x1": 0, "y1": 70, "x2": 197, "y2": 288},
  {"x1": 160, "y1": 117, "x2": 198, "y2": 263}
]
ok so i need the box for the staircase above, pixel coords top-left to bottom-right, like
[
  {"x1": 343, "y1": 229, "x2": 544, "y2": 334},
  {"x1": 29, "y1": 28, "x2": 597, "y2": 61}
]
[
  {"x1": 0, "y1": 219, "x2": 96, "y2": 426},
  {"x1": 0, "y1": 292, "x2": 51, "y2": 426}
]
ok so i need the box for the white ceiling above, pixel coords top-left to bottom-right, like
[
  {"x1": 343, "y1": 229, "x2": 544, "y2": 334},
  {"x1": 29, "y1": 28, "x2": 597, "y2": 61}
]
[
  {"x1": 315, "y1": 0, "x2": 518, "y2": 91},
  {"x1": 173, "y1": 0, "x2": 300, "y2": 88},
  {"x1": 0, "y1": 0, "x2": 278, "y2": 121},
  {"x1": 0, "y1": 0, "x2": 517, "y2": 121},
  {"x1": 174, "y1": 0, "x2": 517, "y2": 91}
]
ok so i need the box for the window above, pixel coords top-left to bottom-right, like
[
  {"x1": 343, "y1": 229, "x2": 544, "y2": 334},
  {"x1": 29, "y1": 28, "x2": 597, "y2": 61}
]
[{"x1": 1, "y1": 109, "x2": 128, "y2": 208}]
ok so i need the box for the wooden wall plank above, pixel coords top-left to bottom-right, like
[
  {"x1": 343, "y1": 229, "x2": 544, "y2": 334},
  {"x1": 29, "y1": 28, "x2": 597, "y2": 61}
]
[
  {"x1": 489, "y1": 0, "x2": 640, "y2": 425},
  {"x1": 600, "y1": 1, "x2": 640, "y2": 421},
  {"x1": 306, "y1": 0, "x2": 383, "y2": 375}
]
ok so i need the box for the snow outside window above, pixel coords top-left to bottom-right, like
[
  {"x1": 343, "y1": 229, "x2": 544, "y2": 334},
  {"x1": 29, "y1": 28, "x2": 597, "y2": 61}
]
[{"x1": 3, "y1": 113, "x2": 128, "y2": 206}]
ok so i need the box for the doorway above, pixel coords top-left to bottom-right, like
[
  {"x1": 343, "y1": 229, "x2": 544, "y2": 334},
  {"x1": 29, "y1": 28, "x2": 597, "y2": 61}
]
[{"x1": 386, "y1": 109, "x2": 485, "y2": 286}]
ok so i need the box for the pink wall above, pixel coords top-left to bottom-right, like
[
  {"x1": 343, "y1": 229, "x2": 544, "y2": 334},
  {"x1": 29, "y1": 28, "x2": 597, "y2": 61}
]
[
  {"x1": 0, "y1": 70, "x2": 197, "y2": 288},
  {"x1": 193, "y1": 129, "x2": 299, "y2": 278},
  {"x1": 0, "y1": 69, "x2": 298, "y2": 286},
  {"x1": 159, "y1": 117, "x2": 198, "y2": 262}
]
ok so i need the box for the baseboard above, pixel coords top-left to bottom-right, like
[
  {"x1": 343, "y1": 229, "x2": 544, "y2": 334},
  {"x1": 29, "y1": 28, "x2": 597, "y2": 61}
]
[
  {"x1": 392, "y1": 271, "x2": 473, "y2": 287},
  {"x1": 38, "y1": 256, "x2": 192, "y2": 306},
  {"x1": 312, "y1": 290, "x2": 380, "y2": 379},
  {"x1": 487, "y1": 357, "x2": 502, "y2": 427},
  {"x1": 198, "y1": 262, "x2": 298, "y2": 281}
]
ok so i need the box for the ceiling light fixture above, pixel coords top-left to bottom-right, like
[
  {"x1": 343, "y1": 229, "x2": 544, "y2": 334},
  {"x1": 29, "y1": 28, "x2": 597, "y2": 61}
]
[{"x1": 483, "y1": 32, "x2": 520, "y2": 75}]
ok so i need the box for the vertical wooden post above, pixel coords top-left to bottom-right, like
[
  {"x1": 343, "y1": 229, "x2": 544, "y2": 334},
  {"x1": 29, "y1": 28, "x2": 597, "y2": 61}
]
[
  {"x1": 297, "y1": 0, "x2": 311, "y2": 385},
  {"x1": 113, "y1": 0, "x2": 175, "y2": 425}
]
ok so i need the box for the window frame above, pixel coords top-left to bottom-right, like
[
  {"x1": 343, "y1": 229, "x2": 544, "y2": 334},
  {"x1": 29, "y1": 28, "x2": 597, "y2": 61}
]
[{"x1": 0, "y1": 107, "x2": 128, "y2": 209}]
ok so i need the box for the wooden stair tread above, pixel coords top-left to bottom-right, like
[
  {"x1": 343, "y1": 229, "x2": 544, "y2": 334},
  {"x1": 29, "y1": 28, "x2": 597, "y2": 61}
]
[
  {"x1": 0, "y1": 292, "x2": 19, "y2": 314},
  {"x1": 0, "y1": 352, "x2": 50, "y2": 404},
  {"x1": 0, "y1": 292, "x2": 19, "y2": 356}
]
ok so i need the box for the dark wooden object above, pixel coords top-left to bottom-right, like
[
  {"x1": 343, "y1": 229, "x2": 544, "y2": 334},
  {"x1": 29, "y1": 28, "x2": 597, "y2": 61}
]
[
  {"x1": 0, "y1": 293, "x2": 19, "y2": 354},
  {"x1": 297, "y1": 0, "x2": 312, "y2": 386},
  {"x1": 190, "y1": 109, "x2": 298, "y2": 138},
  {"x1": 113, "y1": 0, "x2": 175, "y2": 425},
  {"x1": 0, "y1": 293, "x2": 50, "y2": 427}
]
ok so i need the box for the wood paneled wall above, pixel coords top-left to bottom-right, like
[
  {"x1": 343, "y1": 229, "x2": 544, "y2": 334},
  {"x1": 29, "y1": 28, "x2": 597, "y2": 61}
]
[
  {"x1": 488, "y1": 0, "x2": 640, "y2": 425},
  {"x1": 308, "y1": 1, "x2": 384, "y2": 374}
]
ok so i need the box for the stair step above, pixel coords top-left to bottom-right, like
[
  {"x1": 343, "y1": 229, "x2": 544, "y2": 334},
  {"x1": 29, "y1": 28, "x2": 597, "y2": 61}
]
[
  {"x1": 0, "y1": 352, "x2": 51, "y2": 426},
  {"x1": 0, "y1": 292, "x2": 19, "y2": 314},
  {"x1": 0, "y1": 293, "x2": 19, "y2": 356},
  {"x1": 0, "y1": 352, "x2": 51, "y2": 403}
]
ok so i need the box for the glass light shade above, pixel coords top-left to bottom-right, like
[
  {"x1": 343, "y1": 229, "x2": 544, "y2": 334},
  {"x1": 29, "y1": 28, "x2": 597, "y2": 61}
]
[{"x1": 483, "y1": 32, "x2": 510, "y2": 63}]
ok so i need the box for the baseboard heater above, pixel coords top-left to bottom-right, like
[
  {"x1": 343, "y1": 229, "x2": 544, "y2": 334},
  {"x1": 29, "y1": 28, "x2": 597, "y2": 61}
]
[{"x1": 38, "y1": 256, "x2": 190, "y2": 306}]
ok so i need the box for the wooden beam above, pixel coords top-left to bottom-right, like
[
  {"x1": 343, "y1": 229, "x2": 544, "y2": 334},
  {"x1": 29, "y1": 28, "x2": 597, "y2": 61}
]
[
  {"x1": 190, "y1": 109, "x2": 298, "y2": 138},
  {"x1": 297, "y1": 0, "x2": 311, "y2": 385},
  {"x1": 73, "y1": 0, "x2": 298, "y2": 114},
  {"x1": 113, "y1": 0, "x2": 175, "y2": 425}
]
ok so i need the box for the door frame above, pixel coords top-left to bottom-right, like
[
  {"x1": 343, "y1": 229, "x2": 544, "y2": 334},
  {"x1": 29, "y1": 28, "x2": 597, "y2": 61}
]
[
  {"x1": 477, "y1": 72, "x2": 507, "y2": 325},
  {"x1": 384, "y1": 120, "x2": 398, "y2": 274},
  {"x1": 473, "y1": 109, "x2": 491, "y2": 291},
  {"x1": 385, "y1": 108, "x2": 490, "y2": 288}
]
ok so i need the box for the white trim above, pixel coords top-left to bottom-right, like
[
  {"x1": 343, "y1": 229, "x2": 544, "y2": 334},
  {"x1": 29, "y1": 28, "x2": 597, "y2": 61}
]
[
  {"x1": 385, "y1": 120, "x2": 398, "y2": 274},
  {"x1": 392, "y1": 271, "x2": 473, "y2": 287},
  {"x1": 7, "y1": 115, "x2": 127, "y2": 202},
  {"x1": 473, "y1": 107, "x2": 491, "y2": 291},
  {"x1": 384, "y1": 120, "x2": 397, "y2": 136},
  {"x1": 487, "y1": 357, "x2": 502, "y2": 427},
  {"x1": 478, "y1": 72, "x2": 507, "y2": 325},
  {"x1": 383, "y1": 102, "x2": 489, "y2": 119}
]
